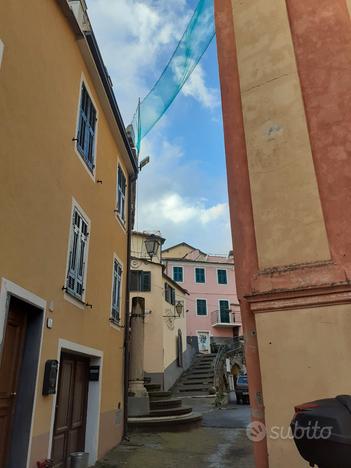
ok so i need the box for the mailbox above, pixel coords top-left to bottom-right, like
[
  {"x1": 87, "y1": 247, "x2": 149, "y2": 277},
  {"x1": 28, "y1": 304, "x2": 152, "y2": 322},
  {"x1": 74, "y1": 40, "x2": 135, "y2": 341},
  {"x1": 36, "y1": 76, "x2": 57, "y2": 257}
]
[
  {"x1": 42, "y1": 360, "x2": 59, "y2": 395},
  {"x1": 89, "y1": 365, "x2": 100, "y2": 382}
]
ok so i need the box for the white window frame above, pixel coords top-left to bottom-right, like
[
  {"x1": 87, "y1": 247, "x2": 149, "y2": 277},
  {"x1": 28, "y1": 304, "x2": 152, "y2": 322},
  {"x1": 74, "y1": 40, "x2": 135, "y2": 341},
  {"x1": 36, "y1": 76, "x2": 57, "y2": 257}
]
[
  {"x1": 217, "y1": 268, "x2": 228, "y2": 285},
  {"x1": 0, "y1": 40, "x2": 4, "y2": 70},
  {"x1": 74, "y1": 74, "x2": 99, "y2": 182},
  {"x1": 173, "y1": 265, "x2": 184, "y2": 283},
  {"x1": 64, "y1": 199, "x2": 91, "y2": 304},
  {"x1": 116, "y1": 164, "x2": 127, "y2": 225},
  {"x1": 110, "y1": 254, "x2": 123, "y2": 326},
  {"x1": 196, "y1": 298, "x2": 208, "y2": 316},
  {"x1": 194, "y1": 266, "x2": 206, "y2": 284}
]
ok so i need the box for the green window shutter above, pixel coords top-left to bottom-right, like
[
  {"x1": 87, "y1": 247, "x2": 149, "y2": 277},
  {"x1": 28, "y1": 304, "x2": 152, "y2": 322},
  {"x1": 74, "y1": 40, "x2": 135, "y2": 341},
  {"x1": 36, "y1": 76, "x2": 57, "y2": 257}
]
[
  {"x1": 195, "y1": 268, "x2": 205, "y2": 283},
  {"x1": 130, "y1": 271, "x2": 140, "y2": 291},
  {"x1": 142, "y1": 271, "x2": 151, "y2": 291},
  {"x1": 218, "y1": 269, "x2": 227, "y2": 284},
  {"x1": 173, "y1": 266, "x2": 183, "y2": 282},
  {"x1": 196, "y1": 299, "x2": 207, "y2": 315},
  {"x1": 171, "y1": 287, "x2": 175, "y2": 305}
]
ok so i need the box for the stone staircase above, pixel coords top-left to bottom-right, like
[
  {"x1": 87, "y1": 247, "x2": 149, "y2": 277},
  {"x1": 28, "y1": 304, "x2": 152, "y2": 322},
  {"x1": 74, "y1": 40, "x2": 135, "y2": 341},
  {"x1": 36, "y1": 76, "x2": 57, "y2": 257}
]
[
  {"x1": 128, "y1": 383, "x2": 202, "y2": 430},
  {"x1": 172, "y1": 353, "x2": 216, "y2": 396}
]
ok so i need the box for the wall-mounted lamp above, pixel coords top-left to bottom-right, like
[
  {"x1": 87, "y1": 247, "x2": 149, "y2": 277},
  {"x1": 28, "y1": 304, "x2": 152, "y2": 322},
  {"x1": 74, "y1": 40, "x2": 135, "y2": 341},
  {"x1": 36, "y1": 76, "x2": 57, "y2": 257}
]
[
  {"x1": 163, "y1": 302, "x2": 184, "y2": 319},
  {"x1": 139, "y1": 156, "x2": 150, "y2": 171},
  {"x1": 144, "y1": 234, "x2": 160, "y2": 260}
]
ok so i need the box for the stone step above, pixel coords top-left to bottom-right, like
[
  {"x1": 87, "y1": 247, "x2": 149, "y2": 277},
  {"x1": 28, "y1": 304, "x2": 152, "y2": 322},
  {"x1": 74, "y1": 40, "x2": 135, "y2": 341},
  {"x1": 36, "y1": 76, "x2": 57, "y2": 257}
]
[
  {"x1": 181, "y1": 380, "x2": 212, "y2": 386},
  {"x1": 177, "y1": 385, "x2": 210, "y2": 392},
  {"x1": 189, "y1": 370, "x2": 214, "y2": 376},
  {"x1": 184, "y1": 375, "x2": 213, "y2": 380},
  {"x1": 144, "y1": 376, "x2": 152, "y2": 383},
  {"x1": 149, "y1": 391, "x2": 172, "y2": 400},
  {"x1": 177, "y1": 388, "x2": 209, "y2": 393},
  {"x1": 150, "y1": 398, "x2": 182, "y2": 410},
  {"x1": 128, "y1": 411, "x2": 202, "y2": 430},
  {"x1": 149, "y1": 405, "x2": 193, "y2": 417},
  {"x1": 145, "y1": 383, "x2": 161, "y2": 392}
]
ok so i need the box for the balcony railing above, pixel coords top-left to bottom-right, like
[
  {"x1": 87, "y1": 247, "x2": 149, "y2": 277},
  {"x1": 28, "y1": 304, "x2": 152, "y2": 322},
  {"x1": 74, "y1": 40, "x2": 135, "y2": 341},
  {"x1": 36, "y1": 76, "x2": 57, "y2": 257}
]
[{"x1": 211, "y1": 308, "x2": 241, "y2": 327}]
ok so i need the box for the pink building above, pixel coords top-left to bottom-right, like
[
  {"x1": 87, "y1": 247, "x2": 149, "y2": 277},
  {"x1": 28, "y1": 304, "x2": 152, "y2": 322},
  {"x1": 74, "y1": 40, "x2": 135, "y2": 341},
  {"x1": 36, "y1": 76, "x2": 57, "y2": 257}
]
[{"x1": 163, "y1": 243, "x2": 241, "y2": 353}]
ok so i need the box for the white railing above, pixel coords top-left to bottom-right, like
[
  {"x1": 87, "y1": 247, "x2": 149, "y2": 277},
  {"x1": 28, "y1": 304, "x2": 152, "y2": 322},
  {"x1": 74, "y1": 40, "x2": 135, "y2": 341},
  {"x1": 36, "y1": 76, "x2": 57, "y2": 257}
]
[{"x1": 211, "y1": 309, "x2": 240, "y2": 326}]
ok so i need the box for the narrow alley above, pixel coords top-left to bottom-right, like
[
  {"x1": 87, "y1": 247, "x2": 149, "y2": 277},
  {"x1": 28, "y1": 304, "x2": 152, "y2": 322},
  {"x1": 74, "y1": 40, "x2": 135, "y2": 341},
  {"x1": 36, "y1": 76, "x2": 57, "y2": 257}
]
[{"x1": 95, "y1": 398, "x2": 254, "y2": 468}]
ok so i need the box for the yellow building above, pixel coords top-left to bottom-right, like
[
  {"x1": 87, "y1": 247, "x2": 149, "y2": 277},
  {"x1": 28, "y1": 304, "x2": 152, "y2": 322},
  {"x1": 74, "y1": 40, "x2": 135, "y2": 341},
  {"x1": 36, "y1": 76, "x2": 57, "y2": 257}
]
[
  {"x1": 130, "y1": 232, "x2": 190, "y2": 390},
  {"x1": 0, "y1": 1, "x2": 138, "y2": 466}
]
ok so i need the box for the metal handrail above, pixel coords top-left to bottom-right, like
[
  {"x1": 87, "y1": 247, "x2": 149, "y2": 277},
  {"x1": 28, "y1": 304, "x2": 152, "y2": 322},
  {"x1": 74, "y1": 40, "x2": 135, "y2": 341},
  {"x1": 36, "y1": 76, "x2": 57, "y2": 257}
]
[{"x1": 212, "y1": 338, "x2": 245, "y2": 405}]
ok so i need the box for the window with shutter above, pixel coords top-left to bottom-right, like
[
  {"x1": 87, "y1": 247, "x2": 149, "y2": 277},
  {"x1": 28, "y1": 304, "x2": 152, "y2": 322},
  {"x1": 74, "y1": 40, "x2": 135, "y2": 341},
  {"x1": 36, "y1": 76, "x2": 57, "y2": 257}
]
[
  {"x1": 195, "y1": 268, "x2": 205, "y2": 283},
  {"x1": 66, "y1": 207, "x2": 89, "y2": 300},
  {"x1": 130, "y1": 271, "x2": 151, "y2": 292},
  {"x1": 196, "y1": 299, "x2": 207, "y2": 316},
  {"x1": 165, "y1": 283, "x2": 175, "y2": 304},
  {"x1": 130, "y1": 271, "x2": 140, "y2": 291},
  {"x1": 77, "y1": 83, "x2": 97, "y2": 173},
  {"x1": 112, "y1": 259, "x2": 122, "y2": 322},
  {"x1": 142, "y1": 271, "x2": 151, "y2": 291},
  {"x1": 217, "y1": 269, "x2": 228, "y2": 284},
  {"x1": 117, "y1": 166, "x2": 126, "y2": 222},
  {"x1": 219, "y1": 300, "x2": 230, "y2": 323},
  {"x1": 173, "y1": 266, "x2": 183, "y2": 282}
]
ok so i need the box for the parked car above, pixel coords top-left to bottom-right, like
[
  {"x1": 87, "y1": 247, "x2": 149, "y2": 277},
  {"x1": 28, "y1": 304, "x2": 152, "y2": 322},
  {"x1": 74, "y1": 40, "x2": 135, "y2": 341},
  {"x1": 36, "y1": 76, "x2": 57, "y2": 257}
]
[{"x1": 236, "y1": 373, "x2": 249, "y2": 404}]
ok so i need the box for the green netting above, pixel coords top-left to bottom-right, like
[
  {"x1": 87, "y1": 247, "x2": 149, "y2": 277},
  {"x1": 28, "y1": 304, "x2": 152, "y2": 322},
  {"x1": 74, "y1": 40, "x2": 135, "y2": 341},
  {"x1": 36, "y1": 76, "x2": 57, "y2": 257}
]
[{"x1": 131, "y1": 0, "x2": 215, "y2": 153}]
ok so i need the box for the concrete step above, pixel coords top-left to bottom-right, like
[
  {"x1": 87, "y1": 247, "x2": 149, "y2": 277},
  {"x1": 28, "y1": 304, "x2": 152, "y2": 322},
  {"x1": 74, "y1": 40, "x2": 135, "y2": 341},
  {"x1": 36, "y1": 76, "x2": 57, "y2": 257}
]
[
  {"x1": 149, "y1": 391, "x2": 172, "y2": 400},
  {"x1": 128, "y1": 411, "x2": 202, "y2": 430},
  {"x1": 149, "y1": 405, "x2": 193, "y2": 417},
  {"x1": 177, "y1": 385, "x2": 210, "y2": 392},
  {"x1": 145, "y1": 383, "x2": 161, "y2": 392},
  {"x1": 150, "y1": 398, "x2": 182, "y2": 410},
  {"x1": 184, "y1": 375, "x2": 213, "y2": 380},
  {"x1": 189, "y1": 370, "x2": 214, "y2": 376},
  {"x1": 181, "y1": 380, "x2": 212, "y2": 386}
]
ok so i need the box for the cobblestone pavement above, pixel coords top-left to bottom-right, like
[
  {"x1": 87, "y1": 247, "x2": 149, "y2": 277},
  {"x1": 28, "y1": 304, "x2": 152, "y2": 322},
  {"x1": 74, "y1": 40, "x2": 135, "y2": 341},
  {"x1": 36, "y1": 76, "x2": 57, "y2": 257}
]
[{"x1": 95, "y1": 397, "x2": 255, "y2": 468}]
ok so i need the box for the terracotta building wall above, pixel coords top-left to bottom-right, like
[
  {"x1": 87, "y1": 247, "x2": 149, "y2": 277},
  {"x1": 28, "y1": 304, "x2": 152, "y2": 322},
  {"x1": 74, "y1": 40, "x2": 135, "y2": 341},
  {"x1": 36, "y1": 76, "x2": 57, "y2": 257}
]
[{"x1": 215, "y1": 1, "x2": 351, "y2": 467}]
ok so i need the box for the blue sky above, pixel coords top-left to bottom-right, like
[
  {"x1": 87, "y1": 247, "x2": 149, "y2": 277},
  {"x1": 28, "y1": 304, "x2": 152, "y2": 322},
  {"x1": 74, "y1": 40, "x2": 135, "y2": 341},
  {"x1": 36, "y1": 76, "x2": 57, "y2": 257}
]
[{"x1": 86, "y1": 0, "x2": 232, "y2": 255}]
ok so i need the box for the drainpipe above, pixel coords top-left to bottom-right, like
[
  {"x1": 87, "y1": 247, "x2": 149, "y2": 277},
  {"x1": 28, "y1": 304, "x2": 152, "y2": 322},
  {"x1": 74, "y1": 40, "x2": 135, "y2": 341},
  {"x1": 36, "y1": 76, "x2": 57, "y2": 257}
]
[{"x1": 122, "y1": 174, "x2": 137, "y2": 440}]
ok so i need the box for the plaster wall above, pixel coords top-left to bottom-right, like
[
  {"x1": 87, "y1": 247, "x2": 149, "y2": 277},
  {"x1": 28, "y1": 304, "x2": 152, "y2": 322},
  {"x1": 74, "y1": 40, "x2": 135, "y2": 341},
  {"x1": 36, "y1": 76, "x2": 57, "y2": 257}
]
[
  {"x1": 231, "y1": 0, "x2": 330, "y2": 269},
  {"x1": 256, "y1": 304, "x2": 351, "y2": 468},
  {"x1": 162, "y1": 244, "x2": 194, "y2": 259},
  {"x1": 166, "y1": 261, "x2": 241, "y2": 338},
  {"x1": 0, "y1": 0, "x2": 131, "y2": 464},
  {"x1": 130, "y1": 260, "x2": 187, "y2": 386}
]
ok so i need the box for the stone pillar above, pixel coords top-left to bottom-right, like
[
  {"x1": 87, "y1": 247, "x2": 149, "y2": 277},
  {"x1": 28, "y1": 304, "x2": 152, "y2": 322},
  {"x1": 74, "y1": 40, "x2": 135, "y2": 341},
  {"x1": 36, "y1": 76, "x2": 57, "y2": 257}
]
[{"x1": 128, "y1": 297, "x2": 150, "y2": 417}]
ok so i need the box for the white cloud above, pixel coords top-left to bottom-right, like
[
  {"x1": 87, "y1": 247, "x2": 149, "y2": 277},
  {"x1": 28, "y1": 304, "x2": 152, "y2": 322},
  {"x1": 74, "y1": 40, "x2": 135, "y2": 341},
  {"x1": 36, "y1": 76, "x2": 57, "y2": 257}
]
[
  {"x1": 182, "y1": 64, "x2": 220, "y2": 109},
  {"x1": 142, "y1": 192, "x2": 227, "y2": 225},
  {"x1": 86, "y1": 1, "x2": 232, "y2": 254},
  {"x1": 86, "y1": 0, "x2": 191, "y2": 122},
  {"x1": 135, "y1": 134, "x2": 232, "y2": 254},
  {"x1": 86, "y1": 0, "x2": 217, "y2": 122}
]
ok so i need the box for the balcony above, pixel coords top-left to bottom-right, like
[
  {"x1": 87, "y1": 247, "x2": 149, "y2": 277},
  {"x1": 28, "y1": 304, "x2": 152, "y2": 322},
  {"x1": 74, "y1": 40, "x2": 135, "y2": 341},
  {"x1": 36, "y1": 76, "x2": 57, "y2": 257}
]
[{"x1": 211, "y1": 307, "x2": 241, "y2": 328}]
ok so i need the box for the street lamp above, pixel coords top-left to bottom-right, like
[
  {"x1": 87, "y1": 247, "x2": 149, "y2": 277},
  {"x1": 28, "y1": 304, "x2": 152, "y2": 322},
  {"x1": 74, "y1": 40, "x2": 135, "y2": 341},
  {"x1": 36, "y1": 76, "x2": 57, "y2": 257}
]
[
  {"x1": 175, "y1": 301, "x2": 184, "y2": 318},
  {"x1": 144, "y1": 234, "x2": 160, "y2": 260}
]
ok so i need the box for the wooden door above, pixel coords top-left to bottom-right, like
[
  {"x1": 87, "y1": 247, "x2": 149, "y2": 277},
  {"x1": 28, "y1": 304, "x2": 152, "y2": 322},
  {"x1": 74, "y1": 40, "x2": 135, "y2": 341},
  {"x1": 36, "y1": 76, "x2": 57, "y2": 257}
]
[
  {"x1": 0, "y1": 299, "x2": 27, "y2": 466},
  {"x1": 52, "y1": 353, "x2": 89, "y2": 468}
]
